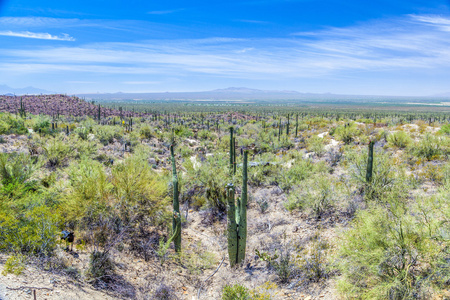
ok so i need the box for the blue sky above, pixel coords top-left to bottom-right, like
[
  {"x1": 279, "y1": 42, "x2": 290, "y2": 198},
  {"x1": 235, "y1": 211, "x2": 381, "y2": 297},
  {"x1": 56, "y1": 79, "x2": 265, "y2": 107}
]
[{"x1": 1, "y1": 0, "x2": 450, "y2": 96}]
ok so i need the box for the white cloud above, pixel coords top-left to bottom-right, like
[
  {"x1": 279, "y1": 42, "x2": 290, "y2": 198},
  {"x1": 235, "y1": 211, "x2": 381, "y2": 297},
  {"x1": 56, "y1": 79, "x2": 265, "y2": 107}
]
[
  {"x1": 1, "y1": 14, "x2": 450, "y2": 81},
  {"x1": 0, "y1": 30, "x2": 75, "y2": 41}
]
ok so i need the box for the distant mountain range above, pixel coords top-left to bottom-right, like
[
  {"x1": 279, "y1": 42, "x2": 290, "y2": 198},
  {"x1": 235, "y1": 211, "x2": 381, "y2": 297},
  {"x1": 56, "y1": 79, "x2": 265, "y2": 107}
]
[
  {"x1": 2, "y1": 85, "x2": 450, "y2": 101},
  {"x1": 0, "y1": 85, "x2": 54, "y2": 95},
  {"x1": 77, "y1": 87, "x2": 444, "y2": 103}
]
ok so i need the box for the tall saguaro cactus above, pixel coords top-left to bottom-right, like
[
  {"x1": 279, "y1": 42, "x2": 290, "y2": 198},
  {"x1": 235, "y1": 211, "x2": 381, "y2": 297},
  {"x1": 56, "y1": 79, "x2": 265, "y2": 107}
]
[
  {"x1": 366, "y1": 140, "x2": 374, "y2": 183},
  {"x1": 170, "y1": 144, "x2": 181, "y2": 252},
  {"x1": 227, "y1": 150, "x2": 248, "y2": 267},
  {"x1": 229, "y1": 127, "x2": 234, "y2": 175}
]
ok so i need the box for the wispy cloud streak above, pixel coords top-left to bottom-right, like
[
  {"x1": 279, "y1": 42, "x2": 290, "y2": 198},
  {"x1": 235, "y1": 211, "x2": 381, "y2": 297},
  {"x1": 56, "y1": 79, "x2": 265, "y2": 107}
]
[{"x1": 0, "y1": 30, "x2": 75, "y2": 41}]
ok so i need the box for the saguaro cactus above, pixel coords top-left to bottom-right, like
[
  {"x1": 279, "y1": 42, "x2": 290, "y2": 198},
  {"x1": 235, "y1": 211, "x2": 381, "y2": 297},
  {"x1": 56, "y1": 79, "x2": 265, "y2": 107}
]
[
  {"x1": 227, "y1": 150, "x2": 248, "y2": 267},
  {"x1": 229, "y1": 127, "x2": 234, "y2": 175},
  {"x1": 226, "y1": 183, "x2": 237, "y2": 265},
  {"x1": 366, "y1": 140, "x2": 374, "y2": 183},
  {"x1": 286, "y1": 114, "x2": 290, "y2": 136},
  {"x1": 170, "y1": 144, "x2": 181, "y2": 252}
]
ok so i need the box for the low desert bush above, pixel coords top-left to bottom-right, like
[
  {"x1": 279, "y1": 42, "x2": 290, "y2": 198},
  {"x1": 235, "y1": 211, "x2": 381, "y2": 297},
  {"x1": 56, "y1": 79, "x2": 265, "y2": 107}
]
[
  {"x1": 277, "y1": 158, "x2": 328, "y2": 192},
  {"x1": 284, "y1": 173, "x2": 336, "y2": 219},
  {"x1": 331, "y1": 123, "x2": 360, "y2": 144},
  {"x1": 222, "y1": 284, "x2": 251, "y2": 300},
  {"x1": 387, "y1": 131, "x2": 412, "y2": 148},
  {"x1": 338, "y1": 195, "x2": 449, "y2": 299},
  {"x1": 410, "y1": 133, "x2": 448, "y2": 160},
  {"x1": 306, "y1": 135, "x2": 326, "y2": 157}
]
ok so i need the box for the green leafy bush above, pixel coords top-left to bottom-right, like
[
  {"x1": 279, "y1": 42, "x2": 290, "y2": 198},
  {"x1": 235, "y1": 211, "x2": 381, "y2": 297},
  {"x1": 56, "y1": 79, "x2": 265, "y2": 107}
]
[
  {"x1": 331, "y1": 123, "x2": 360, "y2": 144},
  {"x1": 439, "y1": 123, "x2": 450, "y2": 135},
  {"x1": 42, "y1": 136, "x2": 75, "y2": 167},
  {"x1": 410, "y1": 133, "x2": 447, "y2": 160},
  {"x1": 222, "y1": 284, "x2": 251, "y2": 300},
  {"x1": 0, "y1": 152, "x2": 39, "y2": 185},
  {"x1": 277, "y1": 158, "x2": 328, "y2": 192},
  {"x1": 93, "y1": 125, "x2": 122, "y2": 145},
  {"x1": 284, "y1": 174, "x2": 336, "y2": 219},
  {"x1": 307, "y1": 135, "x2": 326, "y2": 157},
  {"x1": 338, "y1": 198, "x2": 448, "y2": 299},
  {"x1": 0, "y1": 205, "x2": 61, "y2": 256},
  {"x1": 387, "y1": 131, "x2": 412, "y2": 148}
]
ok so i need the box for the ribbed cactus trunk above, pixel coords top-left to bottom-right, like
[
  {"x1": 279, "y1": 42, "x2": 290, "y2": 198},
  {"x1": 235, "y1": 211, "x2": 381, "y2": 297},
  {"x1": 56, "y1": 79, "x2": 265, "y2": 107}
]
[
  {"x1": 233, "y1": 137, "x2": 236, "y2": 175},
  {"x1": 227, "y1": 150, "x2": 248, "y2": 267},
  {"x1": 170, "y1": 145, "x2": 181, "y2": 252},
  {"x1": 295, "y1": 114, "x2": 298, "y2": 137},
  {"x1": 226, "y1": 183, "x2": 238, "y2": 266},
  {"x1": 366, "y1": 140, "x2": 374, "y2": 183},
  {"x1": 278, "y1": 117, "x2": 281, "y2": 142},
  {"x1": 238, "y1": 150, "x2": 248, "y2": 262},
  {"x1": 286, "y1": 114, "x2": 290, "y2": 136},
  {"x1": 229, "y1": 127, "x2": 234, "y2": 175}
]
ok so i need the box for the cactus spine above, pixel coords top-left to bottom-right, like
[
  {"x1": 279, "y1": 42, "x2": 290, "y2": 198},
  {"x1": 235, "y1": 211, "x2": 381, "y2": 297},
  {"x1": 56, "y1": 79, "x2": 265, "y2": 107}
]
[
  {"x1": 170, "y1": 144, "x2": 181, "y2": 252},
  {"x1": 366, "y1": 140, "x2": 374, "y2": 183},
  {"x1": 227, "y1": 150, "x2": 248, "y2": 267}
]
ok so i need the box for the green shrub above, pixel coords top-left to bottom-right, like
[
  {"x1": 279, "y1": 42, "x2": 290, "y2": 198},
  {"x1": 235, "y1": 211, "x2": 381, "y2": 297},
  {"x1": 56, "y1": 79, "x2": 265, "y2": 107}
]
[
  {"x1": 184, "y1": 152, "x2": 229, "y2": 212},
  {"x1": 32, "y1": 115, "x2": 51, "y2": 133},
  {"x1": 331, "y1": 123, "x2": 360, "y2": 144},
  {"x1": 0, "y1": 113, "x2": 27, "y2": 134},
  {"x1": 222, "y1": 284, "x2": 250, "y2": 300},
  {"x1": 2, "y1": 254, "x2": 26, "y2": 275},
  {"x1": 350, "y1": 149, "x2": 401, "y2": 202},
  {"x1": 139, "y1": 124, "x2": 154, "y2": 139},
  {"x1": 0, "y1": 205, "x2": 61, "y2": 255},
  {"x1": 411, "y1": 133, "x2": 447, "y2": 160},
  {"x1": 306, "y1": 135, "x2": 326, "y2": 157},
  {"x1": 0, "y1": 152, "x2": 39, "y2": 185},
  {"x1": 387, "y1": 131, "x2": 412, "y2": 148},
  {"x1": 42, "y1": 136, "x2": 75, "y2": 167},
  {"x1": 439, "y1": 123, "x2": 450, "y2": 135},
  {"x1": 277, "y1": 158, "x2": 328, "y2": 192},
  {"x1": 94, "y1": 125, "x2": 122, "y2": 145},
  {"x1": 337, "y1": 199, "x2": 447, "y2": 299},
  {"x1": 88, "y1": 250, "x2": 115, "y2": 280},
  {"x1": 284, "y1": 174, "x2": 336, "y2": 219}
]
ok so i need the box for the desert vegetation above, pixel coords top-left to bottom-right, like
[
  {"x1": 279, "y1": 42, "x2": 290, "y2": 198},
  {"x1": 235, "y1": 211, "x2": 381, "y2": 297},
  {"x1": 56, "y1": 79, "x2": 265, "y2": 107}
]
[{"x1": 0, "y1": 94, "x2": 449, "y2": 299}]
